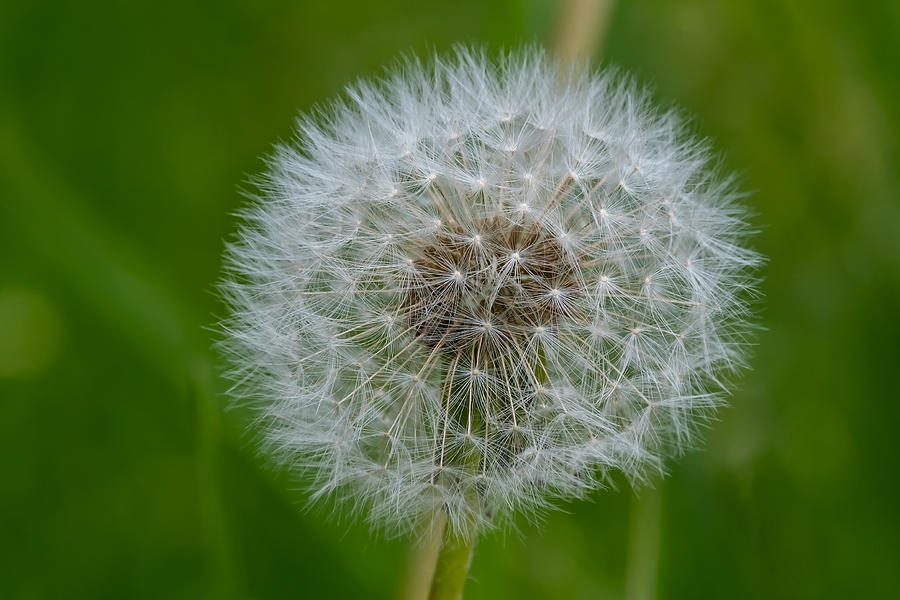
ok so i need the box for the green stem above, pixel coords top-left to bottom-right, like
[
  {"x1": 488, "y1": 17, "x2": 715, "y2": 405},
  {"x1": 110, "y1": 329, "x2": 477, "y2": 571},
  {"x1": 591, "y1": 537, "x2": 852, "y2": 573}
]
[
  {"x1": 624, "y1": 485, "x2": 662, "y2": 600},
  {"x1": 428, "y1": 524, "x2": 476, "y2": 600}
]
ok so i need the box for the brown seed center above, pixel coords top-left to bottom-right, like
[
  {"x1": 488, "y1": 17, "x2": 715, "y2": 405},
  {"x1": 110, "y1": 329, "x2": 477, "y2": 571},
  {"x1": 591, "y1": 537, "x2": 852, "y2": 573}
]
[{"x1": 403, "y1": 218, "x2": 579, "y2": 352}]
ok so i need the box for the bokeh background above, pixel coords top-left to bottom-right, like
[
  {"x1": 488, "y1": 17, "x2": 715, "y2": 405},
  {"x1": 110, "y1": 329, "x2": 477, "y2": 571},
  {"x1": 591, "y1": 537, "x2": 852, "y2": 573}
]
[{"x1": 2, "y1": 0, "x2": 899, "y2": 598}]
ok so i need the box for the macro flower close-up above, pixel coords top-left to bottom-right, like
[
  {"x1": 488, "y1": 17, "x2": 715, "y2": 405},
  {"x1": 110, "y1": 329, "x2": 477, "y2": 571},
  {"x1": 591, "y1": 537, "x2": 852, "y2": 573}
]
[
  {"x1": 220, "y1": 48, "x2": 760, "y2": 544},
  {"x1": 5, "y1": 1, "x2": 899, "y2": 598}
]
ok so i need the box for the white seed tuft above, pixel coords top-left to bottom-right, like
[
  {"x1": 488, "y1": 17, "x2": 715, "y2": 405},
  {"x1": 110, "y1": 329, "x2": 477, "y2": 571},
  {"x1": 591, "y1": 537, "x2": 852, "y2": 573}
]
[{"x1": 218, "y1": 47, "x2": 761, "y2": 539}]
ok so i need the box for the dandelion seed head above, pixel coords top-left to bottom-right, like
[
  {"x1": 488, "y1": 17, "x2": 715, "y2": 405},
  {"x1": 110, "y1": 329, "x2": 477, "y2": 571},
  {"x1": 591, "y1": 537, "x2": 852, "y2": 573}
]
[{"x1": 219, "y1": 47, "x2": 761, "y2": 539}]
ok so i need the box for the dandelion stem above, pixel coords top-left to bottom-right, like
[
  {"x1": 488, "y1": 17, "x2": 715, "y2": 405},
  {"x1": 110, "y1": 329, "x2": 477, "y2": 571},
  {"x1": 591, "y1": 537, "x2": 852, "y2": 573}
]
[
  {"x1": 624, "y1": 486, "x2": 662, "y2": 600},
  {"x1": 401, "y1": 513, "x2": 446, "y2": 600},
  {"x1": 428, "y1": 519, "x2": 476, "y2": 600}
]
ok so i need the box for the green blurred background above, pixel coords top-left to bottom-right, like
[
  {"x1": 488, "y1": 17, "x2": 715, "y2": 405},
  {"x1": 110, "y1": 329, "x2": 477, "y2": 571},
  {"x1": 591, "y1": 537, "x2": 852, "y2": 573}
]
[{"x1": 2, "y1": 0, "x2": 899, "y2": 598}]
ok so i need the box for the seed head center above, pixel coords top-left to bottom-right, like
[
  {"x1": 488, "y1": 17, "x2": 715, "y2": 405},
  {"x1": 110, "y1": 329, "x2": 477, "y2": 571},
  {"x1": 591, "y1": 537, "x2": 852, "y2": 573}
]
[{"x1": 403, "y1": 218, "x2": 580, "y2": 354}]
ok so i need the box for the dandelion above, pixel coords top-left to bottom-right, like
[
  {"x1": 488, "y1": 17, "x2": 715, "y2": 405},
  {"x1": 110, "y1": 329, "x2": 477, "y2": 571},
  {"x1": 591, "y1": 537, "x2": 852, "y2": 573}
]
[{"x1": 219, "y1": 46, "x2": 759, "y2": 556}]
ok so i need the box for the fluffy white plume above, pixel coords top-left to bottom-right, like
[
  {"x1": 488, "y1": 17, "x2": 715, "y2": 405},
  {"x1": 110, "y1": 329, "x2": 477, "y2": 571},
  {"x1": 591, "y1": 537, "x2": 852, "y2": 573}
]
[{"x1": 219, "y1": 47, "x2": 760, "y2": 538}]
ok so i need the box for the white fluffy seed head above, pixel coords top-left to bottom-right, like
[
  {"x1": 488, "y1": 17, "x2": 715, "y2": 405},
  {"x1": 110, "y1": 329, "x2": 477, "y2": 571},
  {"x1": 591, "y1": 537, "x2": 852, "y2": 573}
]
[{"x1": 218, "y1": 47, "x2": 761, "y2": 539}]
